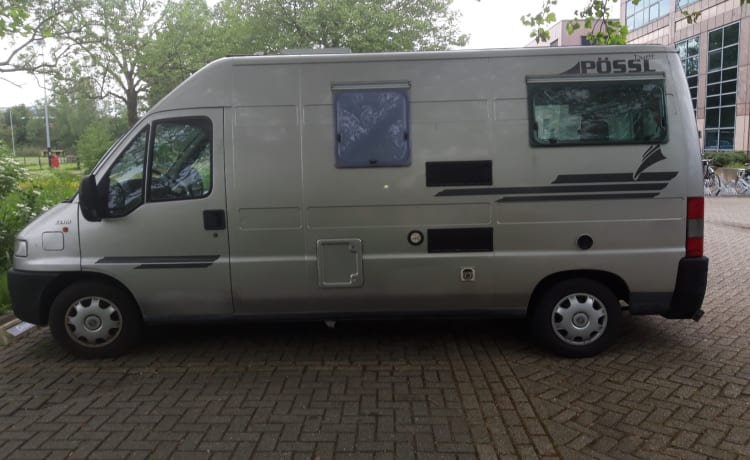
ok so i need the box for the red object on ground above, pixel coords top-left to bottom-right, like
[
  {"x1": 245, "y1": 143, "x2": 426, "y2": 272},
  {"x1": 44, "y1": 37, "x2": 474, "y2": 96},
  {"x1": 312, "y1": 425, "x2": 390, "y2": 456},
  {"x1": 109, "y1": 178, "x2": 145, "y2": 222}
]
[{"x1": 51, "y1": 154, "x2": 60, "y2": 168}]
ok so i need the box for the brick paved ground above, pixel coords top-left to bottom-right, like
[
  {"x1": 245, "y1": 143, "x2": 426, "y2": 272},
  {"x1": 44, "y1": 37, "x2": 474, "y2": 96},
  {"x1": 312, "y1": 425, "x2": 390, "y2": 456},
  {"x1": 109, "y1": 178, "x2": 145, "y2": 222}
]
[{"x1": 1, "y1": 197, "x2": 749, "y2": 459}]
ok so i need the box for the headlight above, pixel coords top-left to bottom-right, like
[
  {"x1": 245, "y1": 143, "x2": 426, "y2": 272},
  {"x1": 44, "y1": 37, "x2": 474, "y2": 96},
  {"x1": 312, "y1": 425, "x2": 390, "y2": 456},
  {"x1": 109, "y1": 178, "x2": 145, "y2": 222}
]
[{"x1": 14, "y1": 240, "x2": 28, "y2": 258}]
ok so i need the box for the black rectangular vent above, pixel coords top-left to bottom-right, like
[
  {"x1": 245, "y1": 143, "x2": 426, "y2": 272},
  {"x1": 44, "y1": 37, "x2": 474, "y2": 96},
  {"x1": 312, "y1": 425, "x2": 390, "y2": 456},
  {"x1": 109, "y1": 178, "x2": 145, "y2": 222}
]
[
  {"x1": 427, "y1": 228, "x2": 493, "y2": 253},
  {"x1": 426, "y1": 160, "x2": 492, "y2": 187}
]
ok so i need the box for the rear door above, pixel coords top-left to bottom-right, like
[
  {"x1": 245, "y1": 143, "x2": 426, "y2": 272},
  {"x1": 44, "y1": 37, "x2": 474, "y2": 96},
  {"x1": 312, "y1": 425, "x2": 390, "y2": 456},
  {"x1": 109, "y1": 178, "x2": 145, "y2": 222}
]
[{"x1": 79, "y1": 108, "x2": 232, "y2": 320}]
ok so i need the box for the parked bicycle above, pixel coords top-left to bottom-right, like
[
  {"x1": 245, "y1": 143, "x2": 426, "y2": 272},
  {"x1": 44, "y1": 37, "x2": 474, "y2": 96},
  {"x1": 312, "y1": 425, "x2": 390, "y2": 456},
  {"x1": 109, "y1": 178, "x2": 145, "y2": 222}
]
[
  {"x1": 734, "y1": 163, "x2": 750, "y2": 195},
  {"x1": 703, "y1": 158, "x2": 722, "y2": 196}
]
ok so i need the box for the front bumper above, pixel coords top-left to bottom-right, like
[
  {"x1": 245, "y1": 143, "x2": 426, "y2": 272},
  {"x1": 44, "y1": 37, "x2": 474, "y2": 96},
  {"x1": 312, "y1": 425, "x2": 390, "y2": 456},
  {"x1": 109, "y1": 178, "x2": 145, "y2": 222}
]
[
  {"x1": 630, "y1": 256, "x2": 709, "y2": 319},
  {"x1": 7, "y1": 269, "x2": 62, "y2": 325}
]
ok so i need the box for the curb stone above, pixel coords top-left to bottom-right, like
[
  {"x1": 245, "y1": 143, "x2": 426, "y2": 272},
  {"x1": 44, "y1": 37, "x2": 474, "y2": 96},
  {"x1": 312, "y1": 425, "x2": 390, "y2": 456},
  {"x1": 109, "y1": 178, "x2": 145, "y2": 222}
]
[{"x1": 1, "y1": 315, "x2": 35, "y2": 346}]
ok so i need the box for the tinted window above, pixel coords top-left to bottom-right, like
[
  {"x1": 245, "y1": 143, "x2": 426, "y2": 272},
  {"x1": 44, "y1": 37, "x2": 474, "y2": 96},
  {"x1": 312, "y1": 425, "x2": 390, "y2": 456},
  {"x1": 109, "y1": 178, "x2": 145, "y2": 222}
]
[
  {"x1": 105, "y1": 128, "x2": 148, "y2": 217},
  {"x1": 334, "y1": 88, "x2": 410, "y2": 168},
  {"x1": 528, "y1": 80, "x2": 667, "y2": 146},
  {"x1": 149, "y1": 118, "x2": 212, "y2": 202}
]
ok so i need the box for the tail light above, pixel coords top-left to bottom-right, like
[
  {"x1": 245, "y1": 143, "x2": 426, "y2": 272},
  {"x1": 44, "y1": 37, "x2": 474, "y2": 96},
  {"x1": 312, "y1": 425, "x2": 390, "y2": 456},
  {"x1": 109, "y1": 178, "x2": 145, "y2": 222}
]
[{"x1": 686, "y1": 197, "x2": 703, "y2": 257}]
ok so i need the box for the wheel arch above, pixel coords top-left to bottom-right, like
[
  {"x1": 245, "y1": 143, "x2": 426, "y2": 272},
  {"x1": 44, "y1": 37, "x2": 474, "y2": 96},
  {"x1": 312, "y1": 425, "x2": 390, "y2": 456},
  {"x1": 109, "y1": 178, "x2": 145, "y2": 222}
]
[
  {"x1": 527, "y1": 270, "x2": 630, "y2": 317},
  {"x1": 39, "y1": 271, "x2": 142, "y2": 325}
]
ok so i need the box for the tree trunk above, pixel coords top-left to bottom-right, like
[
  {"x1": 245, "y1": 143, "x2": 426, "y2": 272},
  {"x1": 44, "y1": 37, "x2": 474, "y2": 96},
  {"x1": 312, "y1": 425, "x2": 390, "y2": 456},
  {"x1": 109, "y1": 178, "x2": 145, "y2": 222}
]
[{"x1": 126, "y1": 89, "x2": 138, "y2": 127}]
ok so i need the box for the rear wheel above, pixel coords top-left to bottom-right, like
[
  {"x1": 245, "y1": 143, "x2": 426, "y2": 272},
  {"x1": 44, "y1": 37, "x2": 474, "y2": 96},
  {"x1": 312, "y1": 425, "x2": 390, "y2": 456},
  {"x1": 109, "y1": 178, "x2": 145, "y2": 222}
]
[
  {"x1": 530, "y1": 278, "x2": 621, "y2": 357},
  {"x1": 49, "y1": 281, "x2": 143, "y2": 358},
  {"x1": 707, "y1": 174, "x2": 721, "y2": 196}
]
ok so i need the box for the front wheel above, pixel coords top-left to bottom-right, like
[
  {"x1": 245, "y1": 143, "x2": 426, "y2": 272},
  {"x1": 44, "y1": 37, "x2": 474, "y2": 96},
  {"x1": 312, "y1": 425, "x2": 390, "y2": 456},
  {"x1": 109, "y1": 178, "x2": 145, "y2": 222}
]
[
  {"x1": 735, "y1": 177, "x2": 749, "y2": 195},
  {"x1": 49, "y1": 281, "x2": 143, "y2": 358},
  {"x1": 530, "y1": 278, "x2": 622, "y2": 357}
]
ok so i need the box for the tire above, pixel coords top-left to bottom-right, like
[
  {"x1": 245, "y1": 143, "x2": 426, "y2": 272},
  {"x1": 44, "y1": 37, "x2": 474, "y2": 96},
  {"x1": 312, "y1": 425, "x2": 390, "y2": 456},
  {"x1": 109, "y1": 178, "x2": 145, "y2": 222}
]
[
  {"x1": 49, "y1": 281, "x2": 143, "y2": 358},
  {"x1": 709, "y1": 174, "x2": 722, "y2": 196},
  {"x1": 530, "y1": 278, "x2": 622, "y2": 358},
  {"x1": 704, "y1": 173, "x2": 721, "y2": 196},
  {"x1": 735, "y1": 178, "x2": 748, "y2": 195}
]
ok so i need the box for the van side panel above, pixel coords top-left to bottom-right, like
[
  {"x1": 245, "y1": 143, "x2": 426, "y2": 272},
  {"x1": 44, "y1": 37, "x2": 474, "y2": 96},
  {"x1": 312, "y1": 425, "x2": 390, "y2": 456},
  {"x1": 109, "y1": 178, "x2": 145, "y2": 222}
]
[{"x1": 226, "y1": 49, "x2": 694, "y2": 316}]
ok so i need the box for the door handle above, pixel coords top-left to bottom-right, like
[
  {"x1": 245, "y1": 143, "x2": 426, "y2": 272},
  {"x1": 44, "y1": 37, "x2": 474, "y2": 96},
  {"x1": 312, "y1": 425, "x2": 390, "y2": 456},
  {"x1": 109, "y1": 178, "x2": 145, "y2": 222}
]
[{"x1": 203, "y1": 209, "x2": 226, "y2": 230}]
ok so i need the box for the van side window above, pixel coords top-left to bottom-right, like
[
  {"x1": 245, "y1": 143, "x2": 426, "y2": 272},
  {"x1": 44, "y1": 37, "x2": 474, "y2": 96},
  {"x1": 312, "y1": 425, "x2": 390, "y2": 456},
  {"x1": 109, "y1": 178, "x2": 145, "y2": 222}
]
[
  {"x1": 104, "y1": 127, "x2": 148, "y2": 217},
  {"x1": 528, "y1": 80, "x2": 667, "y2": 146},
  {"x1": 334, "y1": 87, "x2": 410, "y2": 167},
  {"x1": 149, "y1": 118, "x2": 212, "y2": 202}
]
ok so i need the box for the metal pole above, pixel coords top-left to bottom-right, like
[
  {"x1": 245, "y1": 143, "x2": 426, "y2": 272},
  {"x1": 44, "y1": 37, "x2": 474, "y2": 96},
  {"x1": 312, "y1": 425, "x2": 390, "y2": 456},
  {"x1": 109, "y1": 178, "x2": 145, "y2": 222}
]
[
  {"x1": 43, "y1": 72, "x2": 52, "y2": 167},
  {"x1": 9, "y1": 109, "x2": 16, "y2": 156}
]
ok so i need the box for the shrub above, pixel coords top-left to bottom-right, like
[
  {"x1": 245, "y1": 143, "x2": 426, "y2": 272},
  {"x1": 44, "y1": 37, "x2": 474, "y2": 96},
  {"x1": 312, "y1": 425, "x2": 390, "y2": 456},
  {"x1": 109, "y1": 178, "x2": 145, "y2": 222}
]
[
  {"x1": 703, "y1": 151, "x2": 748, "y2": 168},
  {"x1": 0, "y1": 166, "x2": 79, "y2": 313}
]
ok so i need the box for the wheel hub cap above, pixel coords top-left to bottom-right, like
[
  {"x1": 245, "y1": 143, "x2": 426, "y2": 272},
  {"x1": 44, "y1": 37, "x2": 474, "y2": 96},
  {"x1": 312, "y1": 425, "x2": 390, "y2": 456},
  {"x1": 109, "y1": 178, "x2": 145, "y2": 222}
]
[
  {"x1": 65, "y1": 296, "x2": 123, "y2": 348},
  {"x1": 551, "y1": 293, "x2": 607, "y2": 346},
  {"x1": 572, "y1": 312, "x2": 589, "y2": 328},
  {"x1": 84, "y1": 315, "x2": 102, "y2": 331}
]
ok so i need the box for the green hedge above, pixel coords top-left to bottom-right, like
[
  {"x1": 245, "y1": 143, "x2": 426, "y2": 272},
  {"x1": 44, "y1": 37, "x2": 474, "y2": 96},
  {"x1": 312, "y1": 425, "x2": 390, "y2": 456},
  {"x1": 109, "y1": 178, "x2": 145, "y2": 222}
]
[
  {"x1": 0, "y1": 273, "x2": 9, "y2": 315},
  {"x1": 704, "y1": 151, "x2": 748, "y2": 168}
]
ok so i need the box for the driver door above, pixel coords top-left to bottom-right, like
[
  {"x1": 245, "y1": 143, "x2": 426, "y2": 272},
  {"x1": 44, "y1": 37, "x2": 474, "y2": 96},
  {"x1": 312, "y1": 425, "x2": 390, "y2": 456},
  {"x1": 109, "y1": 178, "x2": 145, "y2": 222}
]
[{"x1": 79, "y1": 109, "x2": 232, "y2": 320}]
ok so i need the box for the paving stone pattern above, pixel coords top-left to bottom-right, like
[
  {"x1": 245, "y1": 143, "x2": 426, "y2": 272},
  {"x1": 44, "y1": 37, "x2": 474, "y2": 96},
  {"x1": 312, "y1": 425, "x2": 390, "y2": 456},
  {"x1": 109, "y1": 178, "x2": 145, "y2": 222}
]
[{"x1": 1, "y1": 197, "x2": 749, "y2": 459}]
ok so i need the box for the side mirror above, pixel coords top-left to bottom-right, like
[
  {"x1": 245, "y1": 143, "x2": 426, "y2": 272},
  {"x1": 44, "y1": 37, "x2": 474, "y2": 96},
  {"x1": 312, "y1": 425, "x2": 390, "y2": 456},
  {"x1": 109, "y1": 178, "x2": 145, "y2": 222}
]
[{"x1": 79, "y1": 175, "x2": 102, "y2": 222}]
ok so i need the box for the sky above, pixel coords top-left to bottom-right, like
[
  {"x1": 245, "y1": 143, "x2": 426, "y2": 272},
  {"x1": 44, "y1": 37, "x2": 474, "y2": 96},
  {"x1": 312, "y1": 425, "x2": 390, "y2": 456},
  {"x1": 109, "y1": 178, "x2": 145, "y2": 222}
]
[{"x1": 0, "y1": 0, "x2": 591, "y2": 108}]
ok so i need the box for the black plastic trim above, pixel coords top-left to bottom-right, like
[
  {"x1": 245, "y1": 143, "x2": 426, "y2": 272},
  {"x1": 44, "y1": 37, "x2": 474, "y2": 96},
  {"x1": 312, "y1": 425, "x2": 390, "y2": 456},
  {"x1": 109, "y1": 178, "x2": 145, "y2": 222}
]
[
  {"x1": 7, "y1": 269, "x2": 61, "y2": 325},
  {"x1": 97, "y1": 255, "x2": 219, "y2": 264},
  {"x1": 664, "y1": 256, "x2": 708, "y2": 319},
  {"x1": 427, "y1": 228, "x2": 493, "y2": 253},
  {"x1": 630, "y1": 257, "x2": 708, "y2": 319},
  {"x1": 426, "y1": 160, "x2": 492, "y2": 187}
]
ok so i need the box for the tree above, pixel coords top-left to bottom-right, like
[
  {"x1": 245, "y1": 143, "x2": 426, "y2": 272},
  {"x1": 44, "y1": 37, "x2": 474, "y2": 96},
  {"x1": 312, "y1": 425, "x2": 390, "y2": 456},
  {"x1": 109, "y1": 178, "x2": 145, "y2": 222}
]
[
  {"x1": 0, "y1": 0, "x2": 82, "y2": 74},
  {"x1": 216, "y1": 0, "x2": 468, "y2": 55},
  {"x1": 141, "y1": 0, "x2": 468, "y2": 108},
  {"x1": 75, "y1": 117, "x2": 125, "y2": 172},
  {"x1": 141, "y1": 0, "x2": 221, "y2": 107},
  {"x1": 0, "y1": 105, "x2": 32, "y2": 147},
  {"x1": 54, "y1": 0, "x2": 161, "y2": 127},
  {"x1": 49, "y1": 78, "x2": 99, "y2": 152},
  {"x1": 522, "y1": 0, "x2": 749, "y2": 45}
]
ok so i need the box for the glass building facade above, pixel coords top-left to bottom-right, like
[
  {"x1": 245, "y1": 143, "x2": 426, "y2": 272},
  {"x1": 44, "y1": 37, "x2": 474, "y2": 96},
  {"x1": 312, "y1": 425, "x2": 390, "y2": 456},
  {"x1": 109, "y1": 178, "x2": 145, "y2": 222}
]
[
  {"x1": 623, "y1": 0, "x2": 748, "y2": 154},
  {"x1": 704, "y1": 23, "x2": 739, "y2": 151}
]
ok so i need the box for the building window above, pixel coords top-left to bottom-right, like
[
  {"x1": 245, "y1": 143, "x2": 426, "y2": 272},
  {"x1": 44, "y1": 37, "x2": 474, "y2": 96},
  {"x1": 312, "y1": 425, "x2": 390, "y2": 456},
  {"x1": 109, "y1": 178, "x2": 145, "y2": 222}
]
[
  {"x1": 333, "y1": 85, "x2": 410, "y2": 167},
  {"x1": 528, "y1": 80, "x2": 667, "y2": 146},
  {"x1": 676, "y1": 36, "x2": 699, "y2": 115},
  {"x1": 705, "y1": 23, "x2": 739, "y2": 151},
  {"x1": 626, "y1": 0, "x2": 670, "y2": 30},
  {"x1": 678, "y1": 0, "x2": 699, "y2": 7}
]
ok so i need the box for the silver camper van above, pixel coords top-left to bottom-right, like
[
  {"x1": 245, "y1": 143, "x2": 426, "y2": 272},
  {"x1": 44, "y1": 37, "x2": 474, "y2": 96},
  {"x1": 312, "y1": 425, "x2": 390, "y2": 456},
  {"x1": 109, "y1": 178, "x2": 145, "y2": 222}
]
[{"x1": 8, "y1": 46, "x2": 708, "y2": 358}]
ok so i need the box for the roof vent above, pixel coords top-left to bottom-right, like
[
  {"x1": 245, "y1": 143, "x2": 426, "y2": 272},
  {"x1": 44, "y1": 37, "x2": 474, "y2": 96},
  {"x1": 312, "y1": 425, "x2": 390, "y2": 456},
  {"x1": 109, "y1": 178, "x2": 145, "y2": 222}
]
[{"x1": 280, "y1": 48, "x2": 352, "y2": 55}]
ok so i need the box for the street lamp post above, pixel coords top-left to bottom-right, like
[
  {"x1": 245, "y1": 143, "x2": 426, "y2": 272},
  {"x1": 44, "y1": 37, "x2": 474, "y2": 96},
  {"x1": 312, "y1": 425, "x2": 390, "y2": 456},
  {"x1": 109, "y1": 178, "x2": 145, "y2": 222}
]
[
  {"x1": 9, "y1": 109, "x2": 16, "y2": 156},
  {"x1": 43, "y1": 72, "x2": 52, "y2": 167}
]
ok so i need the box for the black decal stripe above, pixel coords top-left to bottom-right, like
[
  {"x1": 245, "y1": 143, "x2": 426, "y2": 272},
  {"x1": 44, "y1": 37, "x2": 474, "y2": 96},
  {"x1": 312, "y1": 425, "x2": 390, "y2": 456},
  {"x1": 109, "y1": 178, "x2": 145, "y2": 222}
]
[
  {"x1": 497, "y1": 193, "x2": 659, "y2": 202},
  {"x1": 552, "y1": 172, "x2": 678, "y2": 184},
  {"x1": 436, "y1": 182, "x2": 668, "y2": 197},
  {"x1": 97, "y1": 255, "x2": 220, "y2": 264},
  {"x1": 135, "y1": 263, "x2": 214, "y2": 269}
]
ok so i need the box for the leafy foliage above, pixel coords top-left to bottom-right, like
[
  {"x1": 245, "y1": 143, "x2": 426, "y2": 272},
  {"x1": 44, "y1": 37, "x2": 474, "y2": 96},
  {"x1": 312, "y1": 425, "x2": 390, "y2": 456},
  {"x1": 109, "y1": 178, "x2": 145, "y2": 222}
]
[
  {"x1": 703, "y1": 151, "x2": 749, "y2": 168},
  {"x1": 0, "y1": 0, "x2": 33, "y2": 37},
  {"x1": 217, "y1": 0, "x2": 468, "y2": 54},
  {"x1": 0, "y1": 141, "x2": 30, "y2": 199},
  {"x1": 75, "y1": 118, "x2": 122, "y2": 172},
  {"x1": 54, "y1": 0, "x2": 160, "y2": 126},
  {"x1": 141, "y1": 0, "x2": 220, "y2": 106},
  {"x1": 523, "y1": 0, "x2": 628, "y2": 44},
  {"x1": 521, "y1": 0, "x2": 746, "y2": 45}
]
